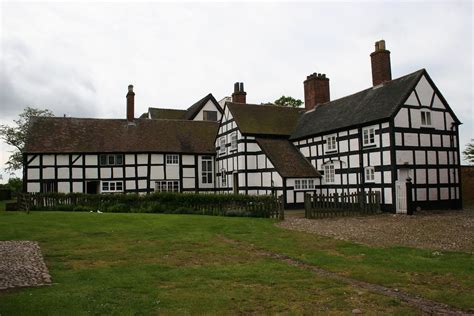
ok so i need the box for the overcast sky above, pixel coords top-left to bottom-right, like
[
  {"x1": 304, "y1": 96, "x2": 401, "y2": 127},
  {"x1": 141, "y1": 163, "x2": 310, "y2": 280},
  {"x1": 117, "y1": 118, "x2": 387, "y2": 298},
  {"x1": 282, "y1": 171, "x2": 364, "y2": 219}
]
[{"x1": 0, "y1": 1, "x2": 472, "y2": 182}]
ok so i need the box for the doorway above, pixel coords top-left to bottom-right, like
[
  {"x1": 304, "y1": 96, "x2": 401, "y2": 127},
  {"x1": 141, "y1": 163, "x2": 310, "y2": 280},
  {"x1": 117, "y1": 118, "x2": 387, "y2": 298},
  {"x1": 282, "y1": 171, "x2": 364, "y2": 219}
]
[
  {"x1": 233, "y1": 173, "x2": 239, "y2": 194},
  {"x1": 86, "y1": 181, "x2": 99, "y2": 194}
]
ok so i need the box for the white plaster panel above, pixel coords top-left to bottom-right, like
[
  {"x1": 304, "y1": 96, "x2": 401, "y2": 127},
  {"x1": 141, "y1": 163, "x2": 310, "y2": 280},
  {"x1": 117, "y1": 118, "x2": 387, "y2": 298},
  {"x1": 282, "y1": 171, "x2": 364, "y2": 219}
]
[
  {"x1": 43, "y1": 167, "x2": 55, "y2": 179},
  {"x1": 183, "y1": 167, "x2": 194, "y2": 178},
  {"x1": 58, "y1": 182, "x2": 70, "y2": 193},
  {"x1": 267, "y1": 159, "x2": 274, "y2": 169},
  {"x1": 432, "y1": 135, "x2": 441, "y2": 147},
  {"x1": 416, "y1": 169, "x2": 426, "y2": 184},
  {"x1": 257, "y1": 155, "x2": 266, "y2": 169},
  {"x1": 431, "y1": 111, "x2": 444, "y2": 130},
  {"x1": 415, "y1": 151, "x2": 426, "y2": 164},
  {"x1": 239, "y1": 173, "x2": 246, "y2": 187},
  {"x1": 350, "y1": 138, "x2": 359, "y2": 150},
  {"x1": 85, "y1": 168, "x2": 98, "y2": 179},
  {"x1": 381, "y1": 133, "x2": 390, "y2": 147},
  {"x1": 383, "y1": 171, "x2": 391, "y2": 184},
  {"x1": 411, "y1": 109, "x2": 422, "y2": 129},
  {"x1": 100, "y1": 168, "x2": 111, "y2": 179},
  {"x1": 450, "y1": 187, "x2": 456, "y2": 199},
  {"x1": 404, "y1": 133, "x2": 418, "y2": 146},
  {"x1": 182, "y1": 155, "x2": 194, "y2": 165},
  {"x1": 428, "y1": 169, "x2": 437, "y2": 184},
  {"x1": 28, "y1": 155, "x2": 40, "y2": 166},
  {"x1": 183, "y1": 178, "x2": 195, "y2": 188},
  {"x1": 272, "y1": 173, "x2": 282, "y2": 187},
  {"x1": 72, "y1": 155, "x2": 82, "y2": 166},
  {"x1": 415, "y1": 76, "x2": 434, "y2": 106},
  {"x1": 57, "y1": 168, "x2": 69, "y2": 179},
  {"x1": 27, "y1": 182, "x2": 40, "y2": 193},
  {"x1": 383, "y1": 151, "x2": 391, "y2": 165},
  {"x1": 27, "y1": 168, "x2": 40, "y2": 180},
  {"x1": 135, "y1": 166, "x2": 146, "y2": 177},
  {"x1": 262, "y1": 172, "x2": 271, "y2": 186},
  {"x1": 339, "y1": 140, "x2": 348, "y2": 153},
  {"x1": 300, "y1": 146, "x2": 310, "y2": 157},
  {"x1": 420, "y1": 134, "x2": 430, "y2": 147},
  {"x1": 138, "y1": 180, "x2": 147, "y2": 189},
  {"x1": 137, "y1": 154, "x2": 148, "y2": 165},
  {"x1": 432, "y1": 94, "x2": 445, "y2": 109},
  {"x1": 348, "y1": 173, "x2": 357, "y2": 185},
  {"x1": 166, "y1": 165, "x2": 179, "y2": 180},
  {"x1": 125, "y1": 166, "x2": 135, "y2": 178},
  {"x1": 72, "y1": 168, "x2": 82, "y2": 179},
  {"x1": 417, "y1": 188, "x2": 427, "y2": 201},
  {"x1": 247, "y1": 143, "x2": 260, "y2": 152},
  {"x1": 125, "y1": 154, "x2": 135, "y2": 165},
  {"x1": 438, "y1": 151, "x2": 448, "y2": 165},
  {"x1": 126, "y1": 180, "x2": 136, "y2": 190},
  {"x1": 384, "y1": 188, "x2": 392, "y2": 204},
  {"x1": 427, "y1": 151, "x2": 437, "y2": 165},
  {"x1": 113, "y1": 168, "x2": 123, "y2": 178},
  {"x1": 247, "y1": 156, "x2": 257, "y2": 170},
  {"x1": 394, "y1": 108, "x2": 409, "y2": 127},
  {"x1": 72, "y1": 182, "x2": 83, "y2": 193},
  {"x1": 43, "y1": 155, "x2": 55, "y2": 166},
  {"x1": 439, "y1": 169, "x2": 448, "y2": 184},
  {"x1": 396, "y1": 151, "x2": 413, "y2": 165},
  {"x1": 429, "y1": 188, "x2": 438, "y2": 200},
  {"x1": 287, "y1": 191, "x2": 294, "y2": 203},
  {"x1": 247, "y1": 174, "x2": 261, "y2": 187},
  {"x1": 151, "y1": 154, "x2": 164, "y2": 164},
  {"x1": 85, "y1": 155, "x2": 98, "y2": 166},
  {"x1": 405, "y1": 91, "x2": 419, "y2": 106},
  {"x1": 349, "y1": 129, "x2": 358, "y2": 135},
  {"x1": 395, "y1": 133, "x2": 403, "y2": 146},
  {"x1": 57, "y1": 155, "x2": 69, "y2": 165},
  {"x1": 440, "y1": 188, "x2": 449, "y2": 200},
  {"x1": 369, "y1": 152, "x2": 380, "y2": 166}
]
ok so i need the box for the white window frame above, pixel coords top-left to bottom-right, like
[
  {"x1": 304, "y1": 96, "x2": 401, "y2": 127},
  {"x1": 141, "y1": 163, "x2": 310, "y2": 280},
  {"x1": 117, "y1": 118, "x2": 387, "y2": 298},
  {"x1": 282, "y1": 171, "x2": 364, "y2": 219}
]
[
  {"x1": 325, "y1": 134, "x2": 337, "y2": 153},
  {"x1": 324, "y1": 164, "x2": 335, "y2": 184},
  {"x1": 365, "y1": 166, "x2": 375, "y2": 183},
  {"x1": 230, "y1": 132, "x2": 238, "y2": 151},
  {"x1": 101, "y1": 181, "x2": 123, "y2": 193},
  {"x1": 166, "y1": 154, "x2": 179, "y2": 165},
  {"x1": 201, "y1": 156, "x2": 213, "y2": 184},
  {"x1": 420, "y1": 110, "x2": 432, "y2": 126},
  {"x1": 294, "y1": 178, "x2": 316, "y2": 191},
  {"x1": 363, "y1": 127, "x2": 376, "y2": 146},
  {"x1": 219, "y1": 137, "x2": 226, "y2": 155},
  {"x1": 155, "y1": 180, "x2": 179, "y2": 193},
  {"x1": 100, "y1": 154, "x2": 124, "y2": 166}
]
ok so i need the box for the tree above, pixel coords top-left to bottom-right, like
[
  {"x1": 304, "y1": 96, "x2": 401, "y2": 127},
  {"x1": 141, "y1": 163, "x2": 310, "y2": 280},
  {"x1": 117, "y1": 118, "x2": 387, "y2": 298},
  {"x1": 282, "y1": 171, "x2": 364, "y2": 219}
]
[
  {"x1": 0, "y1": 107, "x2": 54, "y2": 171},
  {"x1": 274, "y1": 95, "x2": 304, "y2": 108},
  {"x1": 463, "y1": 140, "x2": 474, "y2": 164}
]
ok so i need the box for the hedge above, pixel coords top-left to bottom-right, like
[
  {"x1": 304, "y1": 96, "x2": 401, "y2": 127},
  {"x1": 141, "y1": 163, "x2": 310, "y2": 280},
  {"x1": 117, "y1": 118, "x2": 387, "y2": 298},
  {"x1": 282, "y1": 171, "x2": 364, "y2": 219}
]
[{"x1": 16, "y1": 192, "x2": 284, "y2": 219}]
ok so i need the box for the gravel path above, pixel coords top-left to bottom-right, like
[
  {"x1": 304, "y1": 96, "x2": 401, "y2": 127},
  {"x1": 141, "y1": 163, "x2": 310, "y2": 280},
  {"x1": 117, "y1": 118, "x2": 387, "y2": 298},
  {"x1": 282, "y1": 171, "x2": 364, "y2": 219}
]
[
  {"x1": 278, "y1": 210, "x2": 474, "y2": 252},
  {"x1": 0, "y1": 241, "x2": 51, "y2": 290}
]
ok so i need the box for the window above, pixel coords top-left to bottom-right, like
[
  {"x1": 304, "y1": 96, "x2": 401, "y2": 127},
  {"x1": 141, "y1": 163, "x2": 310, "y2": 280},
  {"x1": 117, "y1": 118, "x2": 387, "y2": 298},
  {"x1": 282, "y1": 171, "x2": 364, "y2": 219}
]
[
  {"x1": 101, "y1": 181, "x2": 123, "y2": 193},
  {"x1": 230, "y1": 132, "x2": 238, "y2": 151},
  {"x1": 42, "y1": 181, "x2": 57, "y2": 193},
  {"x1": 294, "y1": 178, "x2": 316, "y2": 191},
  {"x1": 421, "y1": 111, "x2": 432, "y2": 126},
  {"x1": 203, "y1": 110, "x2": 218, "y2": 121},
  {"x1": 99, "y1": 154, "x2": 123, "y2": 166},
  {"x1": 363, "y1": 127, "x2": 376, "y2": 146},
  {"x1": 166, "y1": 154, "x2": 179, "y2": 165},
  {"x1": 325, "y1": 135, "x2": 337, "y2": 152},
  {"x1": 219, "y1": 137, "x2": 226, "y2": 155},
  {"x1": 324, "y1": 164, "x2": 335, "y2": 183},
  {"x1": 221, "y1": 169, "x2": 227, "y2": 187},
  {"x1": 155, "y1": 180, "x2": 179, "y2": 192},
  {"x1": 201, "y1": 156, "x2": 213, "y2": 184},
  {"x1": 365, "y1": 167, "x2": 375, "y2": 182}
]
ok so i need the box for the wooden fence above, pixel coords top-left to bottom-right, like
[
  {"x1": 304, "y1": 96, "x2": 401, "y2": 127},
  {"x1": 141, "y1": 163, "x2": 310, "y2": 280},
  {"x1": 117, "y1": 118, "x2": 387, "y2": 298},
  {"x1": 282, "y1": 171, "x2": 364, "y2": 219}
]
[
  {"x1": 16, "y1": 192, "x2": 285, "y2": 219},
  {"x1": 304, "y1": 191, "x2": 381, "y2": 219}
]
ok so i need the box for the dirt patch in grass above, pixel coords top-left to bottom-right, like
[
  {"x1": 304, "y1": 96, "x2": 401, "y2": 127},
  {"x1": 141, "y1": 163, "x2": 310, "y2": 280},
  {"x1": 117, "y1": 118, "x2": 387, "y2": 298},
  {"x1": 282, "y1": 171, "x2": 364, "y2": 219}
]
[{"x1": 278, "y1": 209, "x2": 474, "y2": 252}]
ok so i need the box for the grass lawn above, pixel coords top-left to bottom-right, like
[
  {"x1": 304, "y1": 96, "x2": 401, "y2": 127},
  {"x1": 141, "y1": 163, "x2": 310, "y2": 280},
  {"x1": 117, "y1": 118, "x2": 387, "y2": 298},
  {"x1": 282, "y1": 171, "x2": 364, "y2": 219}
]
[{"x1": 0, "y1": 211, "x2": 473, "y2": 315}]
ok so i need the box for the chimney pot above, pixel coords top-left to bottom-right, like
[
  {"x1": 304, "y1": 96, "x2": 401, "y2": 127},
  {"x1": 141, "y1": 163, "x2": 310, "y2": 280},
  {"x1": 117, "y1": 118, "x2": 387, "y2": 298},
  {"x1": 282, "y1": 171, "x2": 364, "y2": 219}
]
[
  {"x1": 304, "y1": 72, "x2": 330, "y2": 111},
  {"x1": 370, "y1": 40, "x2": 392, "y2": 86},
  {"x1": 231, "y1": 81, "x2": 247, "y2": 103}
]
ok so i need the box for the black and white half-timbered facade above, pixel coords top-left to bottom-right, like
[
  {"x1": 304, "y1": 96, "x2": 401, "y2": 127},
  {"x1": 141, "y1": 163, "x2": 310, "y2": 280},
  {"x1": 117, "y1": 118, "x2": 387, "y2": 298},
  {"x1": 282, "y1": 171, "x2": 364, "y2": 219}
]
[{"x1": 23, "y1": 40, "x2": 462, "y2": 212}]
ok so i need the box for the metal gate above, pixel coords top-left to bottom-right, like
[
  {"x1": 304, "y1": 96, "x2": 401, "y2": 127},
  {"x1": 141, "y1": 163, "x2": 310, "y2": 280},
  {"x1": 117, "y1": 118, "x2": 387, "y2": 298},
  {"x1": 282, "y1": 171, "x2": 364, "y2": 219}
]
[{"x1": 395, "y1": 181, "x2": 407, "y2": 214}]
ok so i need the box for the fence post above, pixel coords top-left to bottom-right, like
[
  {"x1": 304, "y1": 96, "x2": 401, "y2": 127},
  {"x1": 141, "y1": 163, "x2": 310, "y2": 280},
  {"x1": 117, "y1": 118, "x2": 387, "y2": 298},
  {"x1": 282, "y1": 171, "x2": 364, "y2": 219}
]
[
  {"x1": 406, "y1": 177, "x2": 414, "y2": 215},
  {"x1": 304, "y1": 193, "x2": 311, "y2": 219}
]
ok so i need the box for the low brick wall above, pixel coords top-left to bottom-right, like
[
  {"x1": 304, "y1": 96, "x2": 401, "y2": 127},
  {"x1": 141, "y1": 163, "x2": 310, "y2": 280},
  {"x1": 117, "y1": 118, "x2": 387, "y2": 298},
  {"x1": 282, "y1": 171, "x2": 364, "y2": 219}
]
[{"x1": 461, "y1": 166, "x2": 474, "y2": 207}]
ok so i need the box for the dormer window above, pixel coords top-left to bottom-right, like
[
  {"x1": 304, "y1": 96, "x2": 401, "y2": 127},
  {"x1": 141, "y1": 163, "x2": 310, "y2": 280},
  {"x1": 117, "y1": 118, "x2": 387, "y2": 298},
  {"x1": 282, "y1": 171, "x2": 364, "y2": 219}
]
[
  {"x1": 421, "y1": 111, "x2": 432, "y2": 126},
  {"x1": 325, "y1": 135, "x2": 337, "y2": 153},
  {"x1": 363, "y1": 127, "x2": 376, "y2": 146},
  {"x1": 203, "y1": 110, "x2": 217, "y2": 121}
]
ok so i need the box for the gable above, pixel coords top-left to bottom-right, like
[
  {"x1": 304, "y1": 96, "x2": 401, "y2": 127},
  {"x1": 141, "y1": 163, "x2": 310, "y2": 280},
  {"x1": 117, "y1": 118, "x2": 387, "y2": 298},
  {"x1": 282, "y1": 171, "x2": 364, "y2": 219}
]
[{"x1": 192, "y1": 99, "x2": 222, "y2": 121}]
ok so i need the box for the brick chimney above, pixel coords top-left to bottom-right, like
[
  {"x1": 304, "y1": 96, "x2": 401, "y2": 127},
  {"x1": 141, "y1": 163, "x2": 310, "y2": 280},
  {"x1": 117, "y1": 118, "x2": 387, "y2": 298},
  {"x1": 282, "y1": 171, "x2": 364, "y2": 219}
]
[
  {"x1": 304, "y1": 73, "x2": 330, "y2": 111},
  {"x1": 370, "y1": 40, "x2": 392, "y2": 86},
  {"x1": 126, "y1": 84, "x2": 135, "y2": 122},
  {"x1": 231, "y1": 82, "x2": 246, "y2": 103}
]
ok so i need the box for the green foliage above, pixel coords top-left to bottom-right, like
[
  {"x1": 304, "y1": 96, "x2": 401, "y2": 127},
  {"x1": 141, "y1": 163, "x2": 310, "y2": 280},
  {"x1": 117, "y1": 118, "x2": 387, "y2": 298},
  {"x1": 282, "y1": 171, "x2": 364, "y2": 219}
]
[
  {"x1": 463, "y1": 140, "x2": 474, "y2": 164},
  {"x1": 2, "y1": 177, "x2": 22, "y2": 194},
  {"x1": 0, "y1": 107, "x2": 54, "y2": 171},
  {"x1": 19, "y1": 192, "x2": 279, "y2": 218},
  {"x1": 274, "y1": 95, "x2": 304, "y2": 108}
]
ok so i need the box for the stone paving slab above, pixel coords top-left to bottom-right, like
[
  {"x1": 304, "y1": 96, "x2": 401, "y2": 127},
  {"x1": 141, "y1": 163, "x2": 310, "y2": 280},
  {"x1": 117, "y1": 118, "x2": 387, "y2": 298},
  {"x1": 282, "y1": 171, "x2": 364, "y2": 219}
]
[{"x1": 0, "y1": 241, "x2": 51, "y2": 290}]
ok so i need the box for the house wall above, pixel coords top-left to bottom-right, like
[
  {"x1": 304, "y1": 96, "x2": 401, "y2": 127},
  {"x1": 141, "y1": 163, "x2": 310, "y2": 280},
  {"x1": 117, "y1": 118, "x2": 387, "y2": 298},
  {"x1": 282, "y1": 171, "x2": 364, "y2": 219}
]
[
  {"x1": 193, "y1": 100, "x2": 223, "y2": 121},
  {"x1": 215, "y1": 106, "x2": 286, "y2": 200},
  {"x1": 392, "y1": 74, "x2": 461, "y2": 209},
  {"x1": 24, "y1": 152, "x2": 215, "y2": 194},
  {"x1": 294, "y1": 122, "x2": 393, "y2": 210}
]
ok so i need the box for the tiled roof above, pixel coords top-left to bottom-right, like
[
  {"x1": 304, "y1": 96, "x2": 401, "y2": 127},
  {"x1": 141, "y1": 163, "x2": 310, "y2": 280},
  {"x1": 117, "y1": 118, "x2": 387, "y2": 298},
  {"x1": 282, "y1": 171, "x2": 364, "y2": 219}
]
[
  {"x1": 227, "y1": 103, "x2": 303, "y2": 136},
  {"x1": 146, "y1": 108, "x2": 187, "y2": 120},
  {"x1": 256, "y1": 137, "x2": 321, "y2": 178},
  {"x1": 290, "y1": 69, "x2": 425, "y2": 140},
  {"x1": 24, "y1": 117, "x2": 218, "y2": 154}
]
